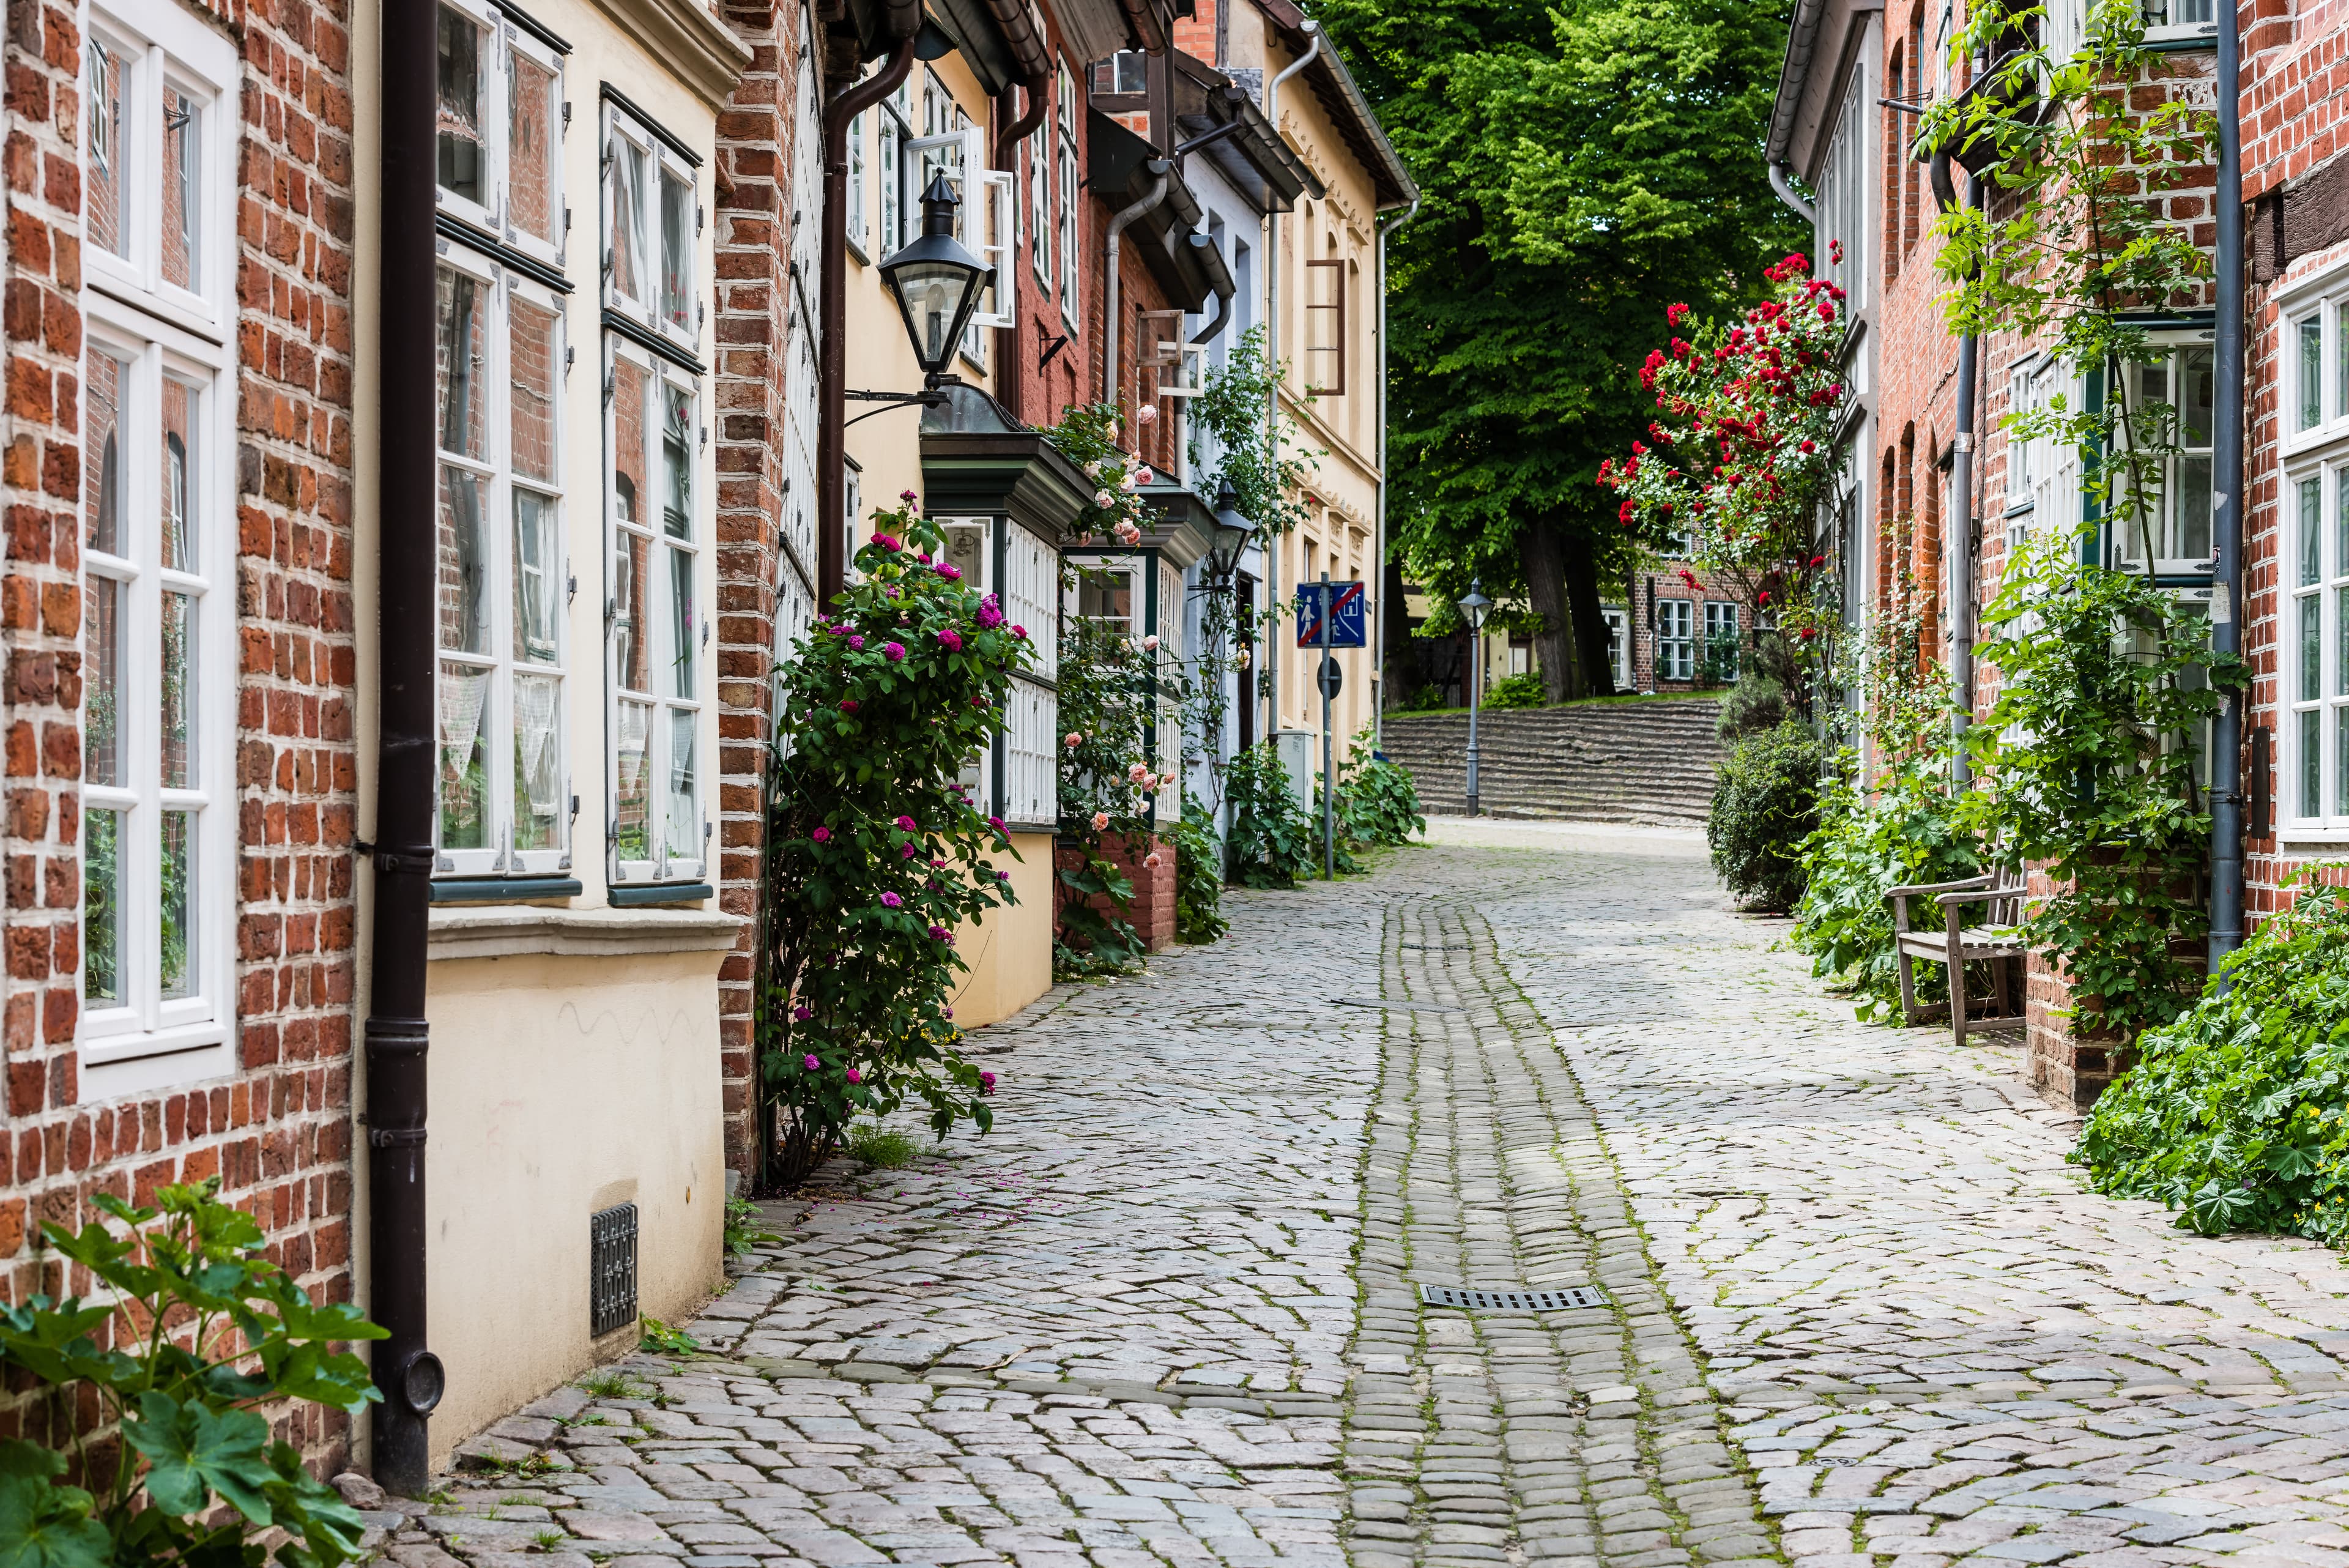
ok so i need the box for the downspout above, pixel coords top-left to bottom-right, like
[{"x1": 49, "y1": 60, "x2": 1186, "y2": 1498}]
[
  {"x1": 1102, "y1": 161, "x2": 1170, "y2": 404},
  {"x1": 993, "y1": 72, "x2": 1052, "y2": 420},
  {"x1": 1769, "y1": 161, "x2": 1817, "y2": 224},
  {"x1": 1264, "y1": 20, "x2": 1319, "y2": 741},
  {"x1": 817, "y1": 31, "x2": 921, "y2": 603},
  {"x1": 2211, "y1": 0, "x2": 2246, "y2": 978},
  {"x1": 368, "y1": 0, "x2": 446, "y2": 1494},
  {"x1": 1949, "y1": 174, "x2": 1983, "y2": 784},
  {"x1": 1375, "y1": 196, "x2": 1420, "y2": 744}
]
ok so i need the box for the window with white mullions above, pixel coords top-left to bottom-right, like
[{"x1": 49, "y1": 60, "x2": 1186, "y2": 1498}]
[
  {"x1": 606, "y1": 344, "x2": 705, "y2": 883},
  {"x1": 1658, "y1": 598, "x2": 1694, "y2": 682},
  {"x1": 1704, "y1": 601, "x2": 1740, "y2": 678},
  {"x1": 81, "y1": 0, "x2": 234, "y2": 1080},
  {"x1": 1057, "y1": 64, "x2": 1082, "y2": 332},
  {"x1": 2284, "y1": 468, "x2": 2349, "y2": 833},
  {"x1": 2112, "y1": 344, "x2": 2216, "y2": 574},
  {"x1": 604, "y1": 103, "x2": 697, "y2": 353},
  {"x1": 436, "y1": 0, "x2": 565, "y2": 269},
  {"x1": 434, "y1": 256, "x2": 571, "y2": 877}
]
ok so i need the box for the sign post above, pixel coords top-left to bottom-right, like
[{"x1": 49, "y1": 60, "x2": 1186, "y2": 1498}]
[{"x1": 1296, "y1": 578, "x2": 1365, "y2": 879}]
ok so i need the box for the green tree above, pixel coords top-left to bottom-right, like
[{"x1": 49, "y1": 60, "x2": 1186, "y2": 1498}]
[{"x1": 1319, "y1": 0, "x2": 1802, "y2": 698}]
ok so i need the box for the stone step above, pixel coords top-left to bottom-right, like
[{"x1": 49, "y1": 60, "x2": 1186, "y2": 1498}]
[{"x1": 1380, "y1": 700, "x2": 1724, "y2": 826}]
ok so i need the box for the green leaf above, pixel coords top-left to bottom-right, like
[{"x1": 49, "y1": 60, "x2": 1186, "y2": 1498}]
[
  {"x1": 0, "y1": 1460, "x2": 107, "y2": 1568},
  {"x1": 125, "y1": 1392, "x2": 275, "y2": 1524}
]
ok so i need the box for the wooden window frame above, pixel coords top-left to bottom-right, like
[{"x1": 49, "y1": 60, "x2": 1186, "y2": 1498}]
[{"x1": 1305, "y1": 256, "x2": 1346, "y2": 396}]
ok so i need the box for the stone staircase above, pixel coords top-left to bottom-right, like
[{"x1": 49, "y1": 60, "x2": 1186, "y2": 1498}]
[{"x1": 1379, "y1": 699, "x2": 1725, "y2": 827}]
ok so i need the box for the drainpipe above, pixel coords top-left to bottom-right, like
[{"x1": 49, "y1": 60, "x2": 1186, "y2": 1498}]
[
  {"x1": 2211, "y1": 0, "x2": 2246, "y2": 978},
  {"x1": 368, "y1": 0, "x2": 447, "y2": 1495},
  {"x1": 817, "y1": 31, "x2": 921, "y2": 602},
  {"x1": 1101, "y1": 161, "x2": 1170, "y2": 404},
  {"x1": 1374, "y1": 196, "x2": 1419, "y2": 745},
  {"x1": 1949, "y1": 174, "x2": 1983, "y2": 785},
  {"x1": 1263, "y1": 21, "x2": 1319, "y2": 741},
  {"x1": 1769, "y1": 161, "x2": 1817, "y2": 225},
  {"x1": 993, "y1": 72, "x2": 1052, "y2": 420}
]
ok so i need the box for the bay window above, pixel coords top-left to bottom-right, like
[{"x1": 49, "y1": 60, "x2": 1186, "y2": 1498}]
[{"x1": 81, "y1": 0, "x2": 236, "y2": 1078}]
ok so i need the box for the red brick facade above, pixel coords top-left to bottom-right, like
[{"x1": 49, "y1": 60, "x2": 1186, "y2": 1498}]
[
  {"x1": 2, "y1": 0, "x2": 357, "y2": 1470},
  {"x1": 1055, "y1": 834, "x2": 1176, "y2": 953}
]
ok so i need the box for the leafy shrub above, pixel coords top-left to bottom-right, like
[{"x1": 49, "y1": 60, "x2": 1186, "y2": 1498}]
[
  {"x1": 1708, "y1": 721, "x2": 1825, "y2": 910},
  {"x1": 1053, "y1": 848, "x2": 1148, "y2": 979},
  {"x1": 723, "y1": 1193, "x2": 780, "y2": 1258},
  {"x1": 763, "y1": 502, "x2": 1028, "y2": 1187},
  {"x1": 1791, "y1": 762, "x2": 1981, "y2": 1021},
  {"x1": 2076, "y1": 882, "x2": 2349, "y2": 1241},
  {"x1": 1699, "y1": 630, "x2": 1742, "y2": 687},
  {"x1": 1485, "y1": 671, "x2": 1546, "y2": 710},
  {"x1": 0, "y1": 1178, "x2": 382, "y2": 1568},
  {"x1": 1225, "y1": 742, "x2": 1319, "y2": 888},
  {"x1": 1398, "y1": 685, "x2": 1448, "y2": 713},
  {"x1": 1967, "y1": 531, "x2": 2238, "y2": 1042},
  {"x1": 1171, "y1": 800, "x2": 1229, "y2": 943},
  {"x1": 1716, "y1": 673, "x2": 1787, "y2": 741},
  {"x1": 1339, "y1": 746, "x2": 1425, "y2": 849},
  {"x1": 845, "y1": 1122, "x2": 921, "y2": 1169}
]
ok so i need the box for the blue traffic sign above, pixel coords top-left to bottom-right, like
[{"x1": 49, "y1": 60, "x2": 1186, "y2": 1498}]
[{"x1": 1295, "y1": 581, "x2": 1367, "y2": 648}]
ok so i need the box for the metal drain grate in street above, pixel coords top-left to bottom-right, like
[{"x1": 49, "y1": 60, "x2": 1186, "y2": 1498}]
[
  {"x1": 1420, "y1": 1283, "x2": 1608, "y2": 1311},
  {"x1": 1399, "y1": 943, "x2": 1472, "y2": 951},
  {"x1": 1335, "y1": 997, "x2": 1464, "y2": 1013}
]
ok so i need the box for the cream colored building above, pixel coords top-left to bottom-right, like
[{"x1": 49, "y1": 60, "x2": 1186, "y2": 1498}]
[
  {"x1": 352, "y1": 0, "x2": 752, "y2": 1460},
  {"x1": 1212, "y1": 0, "x2": 1414, "y2": 764}
]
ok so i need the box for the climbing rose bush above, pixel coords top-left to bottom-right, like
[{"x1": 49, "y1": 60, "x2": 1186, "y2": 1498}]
[
  {"x1": 761, "y1": 502, "x2": 1034, "y2": 1186},
  {"x1": 1047, "y1": 401, "x2": 1156, "y2": 547},
  {"x1": 1602, "y1": 251, "x2": 1851, "y2": 704}
]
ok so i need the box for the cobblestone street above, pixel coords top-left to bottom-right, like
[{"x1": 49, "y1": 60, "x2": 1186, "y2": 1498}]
[{"x1": 389, "y1": 826, "x2": 2349, "y2": 1568}]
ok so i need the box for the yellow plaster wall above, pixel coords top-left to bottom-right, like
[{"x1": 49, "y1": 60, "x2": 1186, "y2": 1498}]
[
  {"x1": 421, "y1": 948, "x2": 728, "y2": 1463},
  {"x1": 947, "y1": 829, "x2": 1055, "y2": 1026}
]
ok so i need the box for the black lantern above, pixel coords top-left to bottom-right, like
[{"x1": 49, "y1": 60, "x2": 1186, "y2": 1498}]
[
  {"x1": 1206, "y1": 478, "x2": 1256, "y2": 587},
  {"x1": 878, "y1": 172, "x2": 993, "y2": 380},
  {"x1": 1457, "y1": 576, "x2": 1491, "y2": 633}
]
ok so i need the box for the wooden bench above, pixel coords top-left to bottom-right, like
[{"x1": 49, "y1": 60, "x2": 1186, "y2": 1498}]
[{"x1": 1888, "y1": 873, "x2": 2028, "y2": 1046}]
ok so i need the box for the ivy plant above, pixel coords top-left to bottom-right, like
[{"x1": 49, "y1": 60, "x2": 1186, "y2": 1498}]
[
  {"x1": 762, "y1": 502, "x2": 1033, "y2": 1186},
  {"x1": 0, "y1": 1178, "x2": 382, "y2": 1568}
]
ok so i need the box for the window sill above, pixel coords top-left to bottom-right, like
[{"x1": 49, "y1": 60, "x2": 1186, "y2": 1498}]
[
  {"x1": 430, "y1": 877, "x2": 584, "y2": 904},
  {"x1": 2275, "y1": 834, "x2": 2349, "y2": 855},
  {"x1": 2142, "y1": 28, "x2": 2216, "y2": 50},
  {"x1": 427, "y1": 903, "x2": 743, "y2": 961},
  {"x1": 610, "y1": 881, "x2": 714, "y2": 907}
]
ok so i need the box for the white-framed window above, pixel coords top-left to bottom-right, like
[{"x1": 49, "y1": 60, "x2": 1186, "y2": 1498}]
[
  {"x1": 433, "y1": 0, "x2": 565, "y2": 269},
  {"x1": 603, "y1": 102, "x2": 698, "y2": 356},
  {"x1": 877, "y1": 76, "x2": 911, "y2": 254},
  {"x1": 1601, "y1": 606, "x2": 1629, "y2": 688},
  {"x1": 2003, "y1": 355, "x2": 2083, "y2": 553},
  {"x1": 2143, "y1": 0, "x2": 2216, "y2": 40},
  {"x1": 1027, "y1": 109, "x2": 1052, "y2": 291},
  {"x1": 433, "y1": 255, "x2": 572, "y2": 879},
  {"x1": 2285, "y1": 468, "x2": 2349, "y2": 833},
  {"x1": 1813, "y1": 72, "x2": 1866, "y2": 309},
  {"x1": 2112, "y1": 342, "x2": 2215, "y2": 574},
  {"x1": 847, "y1": 107, "x2": 869, "y2": 260},
  {"x1": 1704, "y1": 600, "x2": 1740, "y2": 677},
  {"x1": 1658, "y1": 598, "x2": 1694, "y2": 681},
  {"x1": 1064, "y1": 555, "x2": 1140, "y2": 632},
  {"x1": 1057, "y1": 64, "x2": 1082, "y2": 332},
  {"x1": 606, "y1": 344, "x2": 706, "y2": 885},
  {"x1": 843, "y1": 461, "x2": 863, "y2": 581},
  {"x1": 80, "y1": 0, "x2": 237, "y2": 1083}
]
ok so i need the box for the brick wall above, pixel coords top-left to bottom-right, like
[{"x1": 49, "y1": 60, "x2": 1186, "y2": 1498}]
[
  {"x1": 712, "y1": 0, "x2": 817, "y2": 1178},
  {"x1": 1055, "y1": 834, "x2": 1174, "y2": 953},
  {"x1": 0, "y1": 0, "x2": 358, "y2": 1473}
]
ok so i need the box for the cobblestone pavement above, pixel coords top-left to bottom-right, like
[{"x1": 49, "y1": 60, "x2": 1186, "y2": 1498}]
[{"x1": 375, "y1": 828, "x2": 2349, "y2": 1568}]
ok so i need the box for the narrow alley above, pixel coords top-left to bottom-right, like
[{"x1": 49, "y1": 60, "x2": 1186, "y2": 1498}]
[{"x1": 392, "y1": 830, "x2": 2349, "y2": 1568}]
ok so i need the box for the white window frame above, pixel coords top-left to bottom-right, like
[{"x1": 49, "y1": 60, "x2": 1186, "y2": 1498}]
[
  {"x1": 427, "y1": 1, "x2": 566, "y2": 270},
  {"x1": 878, "y1": 77, "x2": 912, "y2": 255},
  {"x1": 1704, "y1": 600, "x2": 1740, "y2": 678},
  {"x1": 1658, "y1": 598, "x2": 1695, "y2": 682},
  {"x1": 2284, "y1": 465, "x2": 2349, "y2": 838},
  {"x1": 847, "y1": 106, "x2": 870, "y2": 261},
  {"x1": 2143, "y1": 0, "x2": 2216, "y2": 43},
  {"x1": 1813, "y1": 72, "x2": 1866, "y2": 310},
  {"x1": 432, "y1": 250, "x2": 573, "y2": 882},
  {"x1": 603, "y1": 102, "x2": 699, "y2": 358},
  {"x1": 604, "y1": 340, "x2": 708, "y2": 886},
  {"x1": 2112, "y1": 338, "x2": 2217, "y2": 576},
  {"x1": 78, "y1": 0, "x2": 237, "y2": 1088},
  {"x1": 1057, "y1": 64, "x2": 1082, "y2": 333},
  {"x1": 1601, "y1": 606, "x2": 1630, "y2": 688},
  {"x1": 1027, "y1": 115, "x2": 1052, "y2": 290},
  {"x1": 85, "y1": 0, "x2": 236, "y2": 341}
]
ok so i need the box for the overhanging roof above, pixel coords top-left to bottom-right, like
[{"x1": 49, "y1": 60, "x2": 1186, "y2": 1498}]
[
  {"x1": 1089, "y1": 111, "x2": 1228, "y2": 309},
  {"x1": 1767, "y1": 0, "x2": 1883, "y2": 182},
  {"x1": 1249, "y1": 0, "x2": 1416, "y2": 210},
  {"x1": 1171, "y1": 50, "x2": 1317, "y2": 212}
]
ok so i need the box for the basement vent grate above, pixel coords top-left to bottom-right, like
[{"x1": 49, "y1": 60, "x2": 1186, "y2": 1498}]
[
  {"x1": 1421, "y1": 1283, "x2": 1608, "y2": 1312},
  {"x1": 590, "y1": 1202, "x2": 640, "y2": 1337}
]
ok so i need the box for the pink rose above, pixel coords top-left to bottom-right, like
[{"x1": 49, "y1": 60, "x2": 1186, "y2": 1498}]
[
  {"x1": 1012, "y1": 625, "x2": 1029, "y2": 640},
  {"x1": 812, "y1": 827, "x2": 831, "y2": 842},
  {"x1": 803, "y1": 1053, "x2": 820, "y2": 1071},
  {"x1": 883, "y1": 641, "x2": 905, "y2": 662},
  {"x1": 896, "y1": 814, "x2": 916, "y2": 831},
  {"x1": 871, "y1": 532, "x2": 902, "y2": 552},
  {"x1": 1066, "y1": 732, "x2": 1083, "y2": 748},
  {"x1": 979, "y1": 1071, "x2": 996, "y2": 1095},
  {"x1": 880, "y1": 891, "x2": 903, "y2": 908},
  {"x1": 793, "y1": 1004, "x2": 814, "y2": 1020},
  {"x1": 1091, "y1": 811, "x2": 1109, "y2": 831},
  {"x1": 938, "y1": 629, "x2": 963, "y2": 652},
  {"x1": 847, "y1": 1067, "x2": 863, "y2": 1083}
]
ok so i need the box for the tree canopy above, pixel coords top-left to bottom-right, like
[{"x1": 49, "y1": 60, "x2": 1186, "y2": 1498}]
[{"x1": 1321, "y1": 0, "x2": 1803, "y2": 696}]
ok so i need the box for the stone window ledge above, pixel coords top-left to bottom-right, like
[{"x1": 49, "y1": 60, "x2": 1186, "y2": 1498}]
[{"x1": 427, "y1": 903, "x2": 744, "y2": 962}]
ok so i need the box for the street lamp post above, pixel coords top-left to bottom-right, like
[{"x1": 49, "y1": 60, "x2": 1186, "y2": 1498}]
[{"x1": 1458, "y1": 578, "x2": 1491, "y2": 817}]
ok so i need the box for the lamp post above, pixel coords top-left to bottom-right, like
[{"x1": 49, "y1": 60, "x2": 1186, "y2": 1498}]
[
  {"x1": 1457, "y1": 578, "x2": 1491, "y2": 817},
  {"x1": 1206, "y1": 481, "x2": 1256, "y2": 853},
  {"x1": 877, "y1": 173, "x2": 994, "y2": 385}
]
